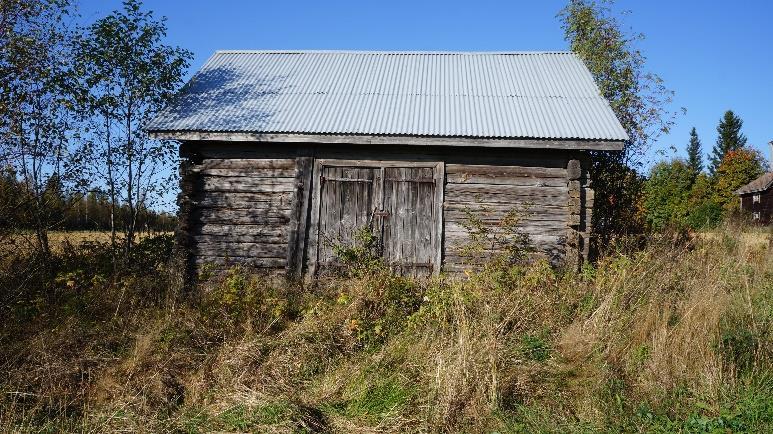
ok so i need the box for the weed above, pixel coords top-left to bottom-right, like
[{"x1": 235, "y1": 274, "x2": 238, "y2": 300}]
[{"x1": 1, "y1": 225, "x2": 771, "y2": 433}]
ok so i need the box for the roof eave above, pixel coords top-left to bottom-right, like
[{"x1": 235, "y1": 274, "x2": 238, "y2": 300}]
[
  {"x1": 147, "y1": 130, "x2": 626, "y2": 151},
  {"x1": 736, "y1": 186, "x2": 772, "y2": 195}
]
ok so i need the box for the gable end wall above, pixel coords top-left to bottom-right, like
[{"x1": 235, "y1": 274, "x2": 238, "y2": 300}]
[{"x1": 177, "y1": 141, "x2": 593, "y2": 281}]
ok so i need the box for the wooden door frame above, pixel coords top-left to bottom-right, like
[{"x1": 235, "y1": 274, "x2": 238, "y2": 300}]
[{"x1": 306, "y1": 159, "x2": 444, "y2": 278}]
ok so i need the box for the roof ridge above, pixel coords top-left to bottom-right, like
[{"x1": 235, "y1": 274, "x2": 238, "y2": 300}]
[{"x1": 214, "y1": 49, "x2": 574, "y2": 56}]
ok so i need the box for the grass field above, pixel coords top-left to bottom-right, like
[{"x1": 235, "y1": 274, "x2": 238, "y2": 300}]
[
  {"x1": 0, "y1": 226, "x2": 771, "y2": 432},
  {"x1": 1, "y1": 230, "x2": 172, "y2": 253},
  {"x1": 700, "y1": 226, "x2": 772, "y2": 249}
]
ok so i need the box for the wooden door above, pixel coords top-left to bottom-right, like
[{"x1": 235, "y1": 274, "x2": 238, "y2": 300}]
[
  {"x1": 381, "y1": 167, "x2": 438, "y2": 276},
  {"x1": 315, "y1": 166, "x2": 379, "y2": 271},
  {"x1": 310, "y1": 161, "x2": 443, "y2": 276}
]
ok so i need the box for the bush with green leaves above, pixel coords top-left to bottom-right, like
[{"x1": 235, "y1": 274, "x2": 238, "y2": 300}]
[
  {"x1": 456, "y1": 205, "x2": 535, "y2": 271},
  {"x1": 643, "y1": 159, "x2": 695, "y2": 230},
  {"x1": 713, "y1": 148, "x2": 767, "y2": 214}
]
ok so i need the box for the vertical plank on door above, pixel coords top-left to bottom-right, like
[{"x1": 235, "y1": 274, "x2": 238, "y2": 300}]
[
  {"x1": 382, "y1": 167, "x2": 436, "y2": 276},
  {"x1": 316, "y1": 166, "x2": 376, "y2": 272}
]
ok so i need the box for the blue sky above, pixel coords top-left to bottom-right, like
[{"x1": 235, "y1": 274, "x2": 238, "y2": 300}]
[{"x1": 79, "y1": 0, "x2": 773, "y2": 167}]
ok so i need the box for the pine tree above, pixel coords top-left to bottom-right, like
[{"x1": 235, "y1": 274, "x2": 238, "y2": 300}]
[
  {"x1": 686, "y1": 127, "x2": 703, "y2": 175},
  {"x1": 709, "y1": 110, "x2": 747, "y2": 175}
]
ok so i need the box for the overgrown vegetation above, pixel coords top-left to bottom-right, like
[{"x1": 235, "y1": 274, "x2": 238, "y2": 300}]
[
  {"x1": 1, "y1": 1, "x2": 771, "y2": 432},
  {"x1": 1, "y1": 225, "x2": 771, "y2": 433},
  {"x1": 559, "y1": 0, "x2": 678, "y2": 245},
  {"x1": 643, "y1": 146, "x2": 766, "y2": 231}
]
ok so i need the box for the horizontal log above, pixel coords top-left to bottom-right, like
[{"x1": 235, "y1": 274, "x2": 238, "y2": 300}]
[
  {"x1": 443, "y1": 249, "x2": 564, "y2": 264},
  {"x1": 195, "y1": 158, "x2": 296, "y2": 170},
  {"x1": 192, "y1": 192, "x2": 293, "y2": 210},
  {"x1": 445, "y1": 238, "x2": 565, "y2": 250},
  {"x1": 194, "y1": 242, "x2": 287, "y2": 258},
  {"x1": 193, "y1": 168, "x2": 297, "y2": 178},
  {"x1": 193, "y1": 256, "x2": 287, "y2": 268},
  {"x1": 193, "y1": 208, "x2": 291, "y2": 220},
  {"x1": 444, "y1": 220, "x2": 569, "y2": 233},
  {"x1": 444, "y1": 192, "x2": 569, "y2": 206},
  {"x1": 191, "y1": 209, "x2": 291, "y2": 225},
  {"x1": 446, "y1": 183, "x2": 567, "y2": 196},
  {"x1": 199, "y1": 177, "x2": 296, "y2": 193},
  {"x1": 445, "y1": 219, "x2": 568, "y2": 230},
  {"x1": 443, "y1": 202, "x2": 567, "y2": 211},
  {"x1": 187, "y1": 145, "x2": 299, "y2": 160},
  {"x1": 445, "y1": 226, "x2": 568, "y2": 239},
  {"x1": 193, "y1": 234, "x2": 288, "y2": 244},
  {"x1": 446, "y1": 164, "x2": 566, "y2": 178},
  {"x1": 444, "y1": 233, "x2": 563, "y2": 244},
  {"x1": 193, "y1": 223, "x2": 289, "y2": 237},
  {"x1": 443, "y1": 207, "x2": 568, "y2": 220},
  {"x1": 446, "y1": 174, "x2": 567, "y2": 187}
]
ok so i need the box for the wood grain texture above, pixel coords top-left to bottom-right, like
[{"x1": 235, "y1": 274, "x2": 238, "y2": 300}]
[
  {"x1": 192, "y1": 192, "x2": 293, "y2": 209},
  {"x1": 307, "y1": 160, "x2": 443, "y2": 276},
  {"x1": 286, "y1": 155, "x2": 313, "y2": 278},
  {"x1": 316, "y1": 166, "x2": 377, "y2": 267},
  {"x1": 178, "y1": 141, "x2": 594, "y2": 277},
  {"x1": 181, "y1": 154, "x2": 298, "y2": 276},
  {"x1": 195, "y1": 242, "x2": 287, "y2": 258},
  {"x1": 198, "y1": 176, "x2": 296, "y2": 193},
  {"x1": 193, "y1": 255, "x2": 287, "y2": 268},
  {"x1": 442, "y1": 160, "x2": 572, "y2": 269}
]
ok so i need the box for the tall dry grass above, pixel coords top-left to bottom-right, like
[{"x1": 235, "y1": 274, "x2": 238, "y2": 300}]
[{"x1": 1, "y1": 225, "x2": 771, "y2": 432}]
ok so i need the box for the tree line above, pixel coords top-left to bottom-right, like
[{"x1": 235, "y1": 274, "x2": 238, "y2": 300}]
[
  {"x1": 0, "y1": 166, "x2": 176, "y2": 232},
  {"x1": 0, "y1": 0, "x2": 191, "y2": 257},
  {"x1": 561, "y1": 1, "x2": 767, "y2": 244},
  {"x1": 642, "y1": 111, "x2": 767, "y2": 230}
]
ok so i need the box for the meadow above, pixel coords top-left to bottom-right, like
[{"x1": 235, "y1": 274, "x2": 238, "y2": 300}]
[
  {"x1": 0, "y1": 226, "x2": 771, "y2": 433},
  {"x1": 1, "y1": 231, "x2": 172, "y2": 254}
]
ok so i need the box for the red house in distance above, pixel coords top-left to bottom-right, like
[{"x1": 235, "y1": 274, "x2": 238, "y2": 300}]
[{"x1": 736, "y1": 141, "x2": 773, "y2": 225}]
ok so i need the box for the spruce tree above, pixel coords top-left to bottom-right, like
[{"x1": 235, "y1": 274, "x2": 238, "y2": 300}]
[
  {"x1": 686, "y1": 127, "x2": 703, "y2": 175},
  {"x1": 709, "y1": 110, "x2": 747, "y2": 175}
]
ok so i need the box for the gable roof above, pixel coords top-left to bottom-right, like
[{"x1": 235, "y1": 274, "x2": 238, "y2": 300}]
[
  {"x1": 736, "y1": 172, "x2": 773, "y2": 195},
  {"x1": 147, "y1": 50, "x2": 628, "y2": 146}
]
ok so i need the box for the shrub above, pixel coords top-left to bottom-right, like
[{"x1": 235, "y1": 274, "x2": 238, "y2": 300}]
[
  {"x1": 713, "y1": 149, "x2": 766, "y2": 214},
  {"x1": 1, "y1": 226, "x2": 771, "y2": 433},
  {"x1": 455, "y1": 204, "x2": 535, "y2": 270},
  {"x1": 643, "y1": 159, "x2": 694, "y2": 229}
]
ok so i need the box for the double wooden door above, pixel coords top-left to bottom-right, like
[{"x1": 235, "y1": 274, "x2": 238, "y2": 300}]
[{"x1": 309, "y1": 160, "x2": 443, "y2": 276}]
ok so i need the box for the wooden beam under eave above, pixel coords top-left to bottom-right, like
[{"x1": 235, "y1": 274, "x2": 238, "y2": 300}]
[{"x1": 147, "y1": 131, "x2": 625, "y2": 151}]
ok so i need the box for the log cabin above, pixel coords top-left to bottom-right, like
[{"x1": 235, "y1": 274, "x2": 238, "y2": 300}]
[
  {"x1": 736, "y1": 173, "x2": 773, "y2": 225},
  {"x1": 146, "y1": 50, "x2": 628, "y2": 280}
]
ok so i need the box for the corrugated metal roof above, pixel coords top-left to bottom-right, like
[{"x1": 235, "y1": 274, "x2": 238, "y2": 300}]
[
  {"x1": 736, "y1": 172, "x2": 773, "y2": 195},
  {"x1": 147, "y1": 50, "x2": 629, "y2": 142}
]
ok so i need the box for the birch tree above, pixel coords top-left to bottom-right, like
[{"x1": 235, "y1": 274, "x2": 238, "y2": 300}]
[
  {"x1": 76, "y1": 0, "x2": 191, "y2": 256},
  {"x1": 0, "y1": 0, "x2": 87, "y2": 255},
  {"x1": 559, "y1": 0, "x2": 677, "y2": 244}
]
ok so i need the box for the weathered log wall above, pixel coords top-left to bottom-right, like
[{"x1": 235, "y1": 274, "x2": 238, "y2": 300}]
[
  {"x1": 442, "y1": 161, "x2": 571, "y2": 272},
  {"x1": 177, "y1": 142, "x2": 592, "y2": 281},
  {"x1": 178, "y1": 144, "x2": 298, "y2": 279}
]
